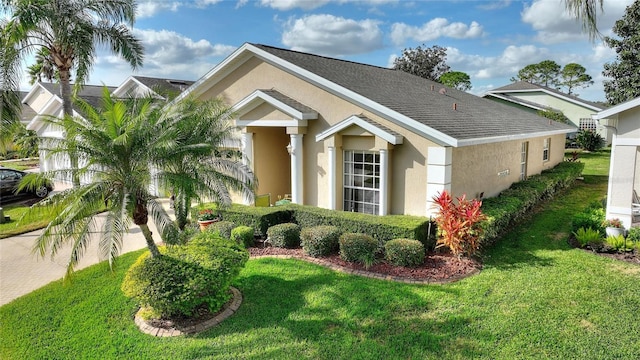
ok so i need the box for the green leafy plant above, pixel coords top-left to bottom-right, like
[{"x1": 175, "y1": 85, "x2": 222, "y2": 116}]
[
  {"x1": 571, "y1": 203, "x2": 606, "y2": 234},
  {"x1": 339, "y1": 233, "x2": 378, "y2": 269},
  {"x1": 197, "y1": 209, "x2": 219, "y2": 221},
  {"x1": 300, "y1": 225, "x2": 342, "y2": 257},
  {"x1": 121, "y1": 232, "x2": 249, "y2": 317},
  {"x1": 605, "y1": 234, "x2": 634, "y2": 252},
  {"x1": 384, "y1": 238, "x2": 425, "y2": 267},
  {"x1": 433, "y1": 191, "x2": 487, "y2": 257},
  {"x1": 231, "y1": 225, "x2": 255, "y2": 248},
  {"x1": 206, "y1": 220, "x2": 236, "y2": 239},
  {"x1": 573, "y1": 227, "x2": 603, "y2": 249},
  {"x1": 266, "y1": 223, "x2": 301, "y2": 248},
  {"x1": 575, "y1": 130, "x2": 604, "y2": 152}
]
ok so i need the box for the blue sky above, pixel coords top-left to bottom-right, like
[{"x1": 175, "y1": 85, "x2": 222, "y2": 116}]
[{"x1": 20, "y1": 0, "x2": 637, "y2": 101}]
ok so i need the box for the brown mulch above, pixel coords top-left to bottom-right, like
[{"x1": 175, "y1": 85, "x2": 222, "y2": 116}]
[
  {"x1": 567, "y1": 236, "x2": 640, "y2": 264},
  {"x1": 249, "y1": 245, "x2": 481, "y2": 282}
]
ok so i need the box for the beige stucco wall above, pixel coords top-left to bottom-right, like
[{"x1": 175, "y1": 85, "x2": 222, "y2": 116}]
[{"x1": 451, "y1": 134, "x2": 566, "y2": 199}]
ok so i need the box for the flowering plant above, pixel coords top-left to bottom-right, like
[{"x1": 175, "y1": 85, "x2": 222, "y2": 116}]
[
  {"x1": 197, "y1": 209, "x2": 218, "y2": 221},
  {"x1": 603, "y1": 218, "x2": 623, "y2": 228}
]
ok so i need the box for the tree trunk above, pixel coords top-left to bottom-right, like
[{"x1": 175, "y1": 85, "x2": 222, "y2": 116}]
[
  {"x1": 139, "y1": 223, "x2": 161, "y2": 257},
  {"x1": 59, "y1": 69, "x2": 80, "y2": 187}
]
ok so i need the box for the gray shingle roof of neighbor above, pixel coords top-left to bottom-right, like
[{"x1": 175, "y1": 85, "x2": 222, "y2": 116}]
[
  {"x1": 259, "y1": 89, "x2": 317, "y2": 114},
  {"x1": 490, "y1": 81, "x2": 605, "y2": 110},
  {"x1": 252, "y1": 44, "x2": 576, "y2": 141},
  {"x1": 37, "y1": 82, "x2": 117, "y2": 111},
  {"x1": 19, "y1": 91, "x2": 37, "y2": 124},
  {"x1": 131, "y1": 76, "x2": 195, "y2": 98}
]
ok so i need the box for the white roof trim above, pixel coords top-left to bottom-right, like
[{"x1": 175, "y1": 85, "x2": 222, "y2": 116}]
[
  {"x1": 236, "y1": 119, "x2": 307, "y2": 127},
  {"x1": 457, "y1": 128, "x2": 576, "y2": 147},
  {"x1": 315, "y1": 115, "x2": 404, "y2": 145},
  {"x1": 22, "y1": 82, "x2": 55, "y2": 105},
  {"x1": 593, "y1": 96, "x2": 640, "y2": 119},
  {"x1": 232, "y1": 89, "x2": 318, "y2": 120},
  {"x1": 485, "y1": 87, "x2": 602, "y2": 112}
]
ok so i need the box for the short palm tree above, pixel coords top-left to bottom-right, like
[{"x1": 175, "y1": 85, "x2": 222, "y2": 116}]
[{"x1": 21, "y1": 90, "x2": 256, "y2": 277}]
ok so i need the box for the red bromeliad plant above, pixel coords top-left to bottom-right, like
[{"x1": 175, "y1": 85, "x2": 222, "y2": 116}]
[{"x1": 432, "y1": 190, "x2": 487, "y2": 257}]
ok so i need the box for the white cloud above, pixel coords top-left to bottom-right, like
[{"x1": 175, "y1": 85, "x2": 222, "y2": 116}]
[
  {"x1": 136, "y1": 1, "x2": 182, "y2": 19},
  {"x1": 260, "y1": 0, "x2": 330, "y2": 11},
  {"x1": 282, "y1": 14, "x2": 384, "y2": 56},
  {"x1": 390, "y1": 18, "x2": 485, "y2": 46},
  {"x1": 477, "y1": 0, "x2": 511, "y2": 11},
  {"x1": 521, "y1": 0, "x2": 635, "y2": 44},
  {"x1": 447, "y1": 45, "x2": 551, "y2": 79}
]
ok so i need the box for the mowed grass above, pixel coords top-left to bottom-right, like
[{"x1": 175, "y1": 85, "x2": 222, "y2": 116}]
[
  {"x1": 2, "y1": 150, "x2": 639, "y2": 359},
  {"x1": 0, "y1": 204, "x2": 55, "y2": 239}
]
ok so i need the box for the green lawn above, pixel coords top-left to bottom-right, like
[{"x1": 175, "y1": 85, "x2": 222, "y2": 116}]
[
  {"x1": 0, "y1": 204, "x2": 54, "y2": 239},
  {"x1": 2, "y1": 150, "x2": 639, "y2": 359}
]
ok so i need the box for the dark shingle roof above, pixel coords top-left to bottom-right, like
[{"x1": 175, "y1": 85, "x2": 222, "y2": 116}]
[
  {"x1": 19, "y1": 91, "x2": 37, "y2": 124},
  {"x1": 252, "y1": 44, "x2": 574, "y2": 141},
  {"x1": 490, "y1": 81, "x2": 604, "y2": 110},
  {"x1": 38, "y1": 83, "x2": 116, "y2": 112},
  {"x1": 132, "y1": 76, "x2": 194, "y2": 98},
  {"x1": 259, "y1": 89, "x2": 317, "y2": 114}
]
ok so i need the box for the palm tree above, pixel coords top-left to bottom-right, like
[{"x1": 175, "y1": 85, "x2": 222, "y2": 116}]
[
  {"x1": 1, "y1": 19, "x2": 22, "y2": 146},
  {"x1": 21, "y1": 90, "x2": 256, "y2": 277},
  {"x1": 2, "y1": 0, "x2": 143, "y2": 185},
  {"x1": 563, "y1": 0, "x2": 604, "y2": 41}
]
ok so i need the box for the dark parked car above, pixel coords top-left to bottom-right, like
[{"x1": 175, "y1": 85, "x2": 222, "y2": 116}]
[{"x1": 0, "y1": 167, "x2": 54, "y2": 200}]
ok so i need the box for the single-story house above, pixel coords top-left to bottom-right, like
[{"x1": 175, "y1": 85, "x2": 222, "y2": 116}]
[
  {"x1": 174, "y1": 43, "x2": 575, "y2": 217},
  {"x1": 592, "y1": 97, "x2": 640, "y2": 228},
  {"x1": 111, "y1": 75, "x2": 194, "y2": 100},
  {"x1": 483, "y1": 81, "x2": 611, "y2": 144}
]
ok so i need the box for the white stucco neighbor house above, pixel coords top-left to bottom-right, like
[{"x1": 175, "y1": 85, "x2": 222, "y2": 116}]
[
  {"x1": 172, "y1": 43, "x2": 576, "y2": 217},
  {"x1": 483, "y1": 81, "x2": 612, "y2": 144},
  {"x1": 592, "y1": 97, "x2": 640, "y2": 229}
]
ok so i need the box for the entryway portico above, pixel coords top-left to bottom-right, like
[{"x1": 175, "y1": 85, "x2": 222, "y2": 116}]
[{"x1": 232, "y1": 89, "x2": 318, "y2": 205}]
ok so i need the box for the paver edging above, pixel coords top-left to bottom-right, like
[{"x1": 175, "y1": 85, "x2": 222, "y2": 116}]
[{"x1": 133, "y1": 286, "x2": 242, "y2": 337}]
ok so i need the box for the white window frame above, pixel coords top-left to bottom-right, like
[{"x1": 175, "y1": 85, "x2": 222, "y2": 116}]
[
  {"x1": 520, "y1": 141, "x2": 529, "y2": 181},
  {"x1": 343, "y1": 150, "x2": 380, "y2": 215},
  {"x1": 542, "y1": 138, "x2": 550, "y2": 162}
]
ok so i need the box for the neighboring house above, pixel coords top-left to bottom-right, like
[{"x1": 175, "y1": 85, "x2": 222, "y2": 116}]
[
  {"x1": 19, "y1": 92, "x2": 37, "y2": 126},
  {"x1": 592, "y1": 97, "x2": 640, "y2": 228},
  {"x1": 24, "y1": 77, "x2": 193, "y2": 186},
  {"x1": 174, "y1": 43, "x2": 575, "y2": 217},
  {"x1": 483, "y1": 81, "x2": 611, "y2": 144}
]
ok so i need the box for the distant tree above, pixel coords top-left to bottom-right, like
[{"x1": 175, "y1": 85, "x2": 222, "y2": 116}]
[
  {"x1": 1, "y1": 19, "x2": 22, "y2": 146},
  {"x1": 563, "y1": 0, "x2": 604, "y2": 41},
  {"x1": 511, "y1": 60, "x2": 560, "y2": 87},
  {"x1": 12, "y1": 124, "x2": 38, "y2": 158},
  {"x1": 439, "y1": 71, "x2": 472, "y2": 91},
  {"x1": 393, "y1": 44, "x2": 450, "y2": 81},
  {"x1": 537, "y1": 110, "x2": 572, "y2": 125},
  {"x1": 602, "y1": 0, "x2": 640, "y2": 105},
  {"x1": 558, "y1": 63, "x2": 593, "y2": 95}
]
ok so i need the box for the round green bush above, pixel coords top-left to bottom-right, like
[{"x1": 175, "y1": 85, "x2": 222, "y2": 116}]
[
  {"x1": 384, "y1": 238, "x2": 425, "y2": 267},
  {"x1": 267, "y1": 223, "x2": 301, "y2": 248},
  {"x1": 339, "y1": 233, "x2": 377, "y2": 267},
  {"x1": 231, "y1": 225, "x2": 255, "y2": 248},
  {"x1": 121, "y1": 232, "x2": 249, "y2": 317},
  {"x1": 300, "y1": 225, "x2": 341, "y2": 257},
  {"x1": 206, "y1": 220, "x2": 236, "y2": 239}
]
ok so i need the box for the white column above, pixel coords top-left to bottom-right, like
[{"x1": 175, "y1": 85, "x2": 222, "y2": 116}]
[
  {"x1": 290, "y1": 134, "x2": 304, "y2": 204},
  {"x1": 241, "y1": 132, "x2": 254, "y2": 205},
  {"x1": 426, "y1": 146, "x2": 452, "y2": 216},
  {"x1": 379, "y1": 149, "x2": 389, "y2": 216},
  {"x1": 328, "y1": 146, "x2": 336, "y2": 210}
]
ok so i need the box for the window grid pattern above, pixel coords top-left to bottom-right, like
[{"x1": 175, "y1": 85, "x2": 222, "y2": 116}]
[
  {"x1": 579, "y1": 118, "x2": 596, "y2": 131},
  {"x1": 542, "y1": 138, "x2": 550, "y2": 162},
  {"x1": 343, "y1": 150, "x2": 380, "y2": 215},
  {"x1": 520, "y1": 142, "x2": 528, "y2": 181}
]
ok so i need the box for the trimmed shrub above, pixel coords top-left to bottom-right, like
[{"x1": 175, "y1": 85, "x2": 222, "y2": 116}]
[
  {"x1": 267, "y1": 223, "x2": 301, "y2": 248},
  {"x1": 121, "y1": 232, "x2": 248, "y2": 317},
  {"x1": 206, "y1": 220, "x2": 236, "y2": 239},
  {"x1": 300, "y1": 225, "x2": 341, "y2": 257},
  {"x1": 197, "y1": 204, "x2": 292, "y2": 237},
  {"x1": 231, "y1": 225, "x2": 255, "y2": 248},
  {"x1": 339, "y1": 233, "x2": 377, "y2": 268},
  {"x1": 384, "y1": 238, "x2": 425, "y2": 267}
]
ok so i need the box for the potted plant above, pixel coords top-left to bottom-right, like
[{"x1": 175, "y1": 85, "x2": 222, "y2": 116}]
[
  {"x1": 197, "y1": 209, "x2": 220, "y2": 231},
  {"x1": 603, "y1": 218, "x2": 625, "y2": 237}
]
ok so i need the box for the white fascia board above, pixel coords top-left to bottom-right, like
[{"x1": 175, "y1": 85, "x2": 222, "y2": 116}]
[
  {"x1": 593, "y1": 96, "x2": 640, "y2": 119},
  {"x1": 26, "y1": 96, "x2": 63, "y2": 131},
  {"x1": 236, "y1": 119, "x2": 307, "y2": 127},
  {"x1": 315, "y1": 115, "x2": 404, "y2": 145},
  {"x1": 457, "y1": 128, "x2": 576, "y2": 147},
  {"x1": 490, "y1": 88, "x2": 602, "y2": 112},
  {"x1": 483, "y1": 93, "x2": 550, "y2": 111},
  {"x1": 22, "y1": 82, "x2": 52, "y2": 105},
  {"x1": 232, "y1": 90, "x2": 317, "y2": 120}
]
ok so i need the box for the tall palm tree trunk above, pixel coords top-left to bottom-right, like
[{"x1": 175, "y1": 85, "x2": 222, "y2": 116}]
[
  {"x1": 139, "y1": 223, "x2": 161, "y2": 257},
  {"x1": 133, "y1": 199, "x2": 161, "y2": 257}
]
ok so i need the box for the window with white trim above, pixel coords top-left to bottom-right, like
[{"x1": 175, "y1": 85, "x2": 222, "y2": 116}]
[
  {"x1": 520, "y1": 142, "x2": 528, "y2": 181},
  {"x1": 343, "y1": 150, "x2": 380, "y2": 215},
  {"x1": 542, "y1": 138, "x2": 550, "y2": 162}
]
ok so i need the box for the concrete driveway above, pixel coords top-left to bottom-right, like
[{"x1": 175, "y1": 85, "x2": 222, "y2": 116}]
[{"x1": 0, "y1": 195, "x2": 172, "y2": 306}]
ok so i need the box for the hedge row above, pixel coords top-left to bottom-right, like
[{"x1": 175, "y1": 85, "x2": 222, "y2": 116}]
[
  {"x1": 480, "y1": 161, "x2": 584, "y2": 245},
  {"x1": 195, "y1": 203, "x2": 435, "y2": 250}
]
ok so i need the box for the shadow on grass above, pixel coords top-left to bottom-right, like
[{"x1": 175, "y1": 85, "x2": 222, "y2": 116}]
[{"x1": 185, "y1": 258, "x2": 491, "y2": 359}]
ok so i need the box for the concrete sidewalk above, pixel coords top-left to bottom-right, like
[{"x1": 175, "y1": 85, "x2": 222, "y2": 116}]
[{"x1": 0, "y1": 196, "x2": 172, "y2": 306}]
